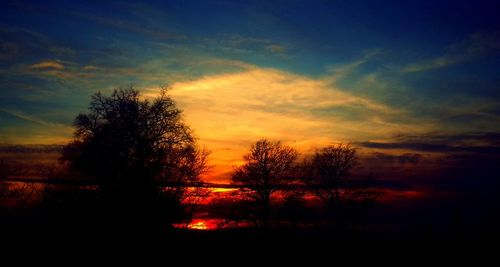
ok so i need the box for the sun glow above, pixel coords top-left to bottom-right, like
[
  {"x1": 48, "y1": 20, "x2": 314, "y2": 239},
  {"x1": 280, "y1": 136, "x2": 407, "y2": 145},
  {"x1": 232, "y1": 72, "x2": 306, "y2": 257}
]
[
  {"x1": 211, "y1": 187, "x2": 238, "y2": 193},
  {"x1": 141, "y1": 67, "x2": 425, "y2": 182},
  {"x1": 187, "y1": 220, "x2": 208, "y2": 230}
]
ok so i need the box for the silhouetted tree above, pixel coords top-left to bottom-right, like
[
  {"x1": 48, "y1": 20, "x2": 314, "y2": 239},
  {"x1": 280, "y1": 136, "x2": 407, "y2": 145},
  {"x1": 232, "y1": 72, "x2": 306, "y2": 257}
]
[
  {"x1": 302, "y1": 144, "x2": 357, "y2": 227},
  {"x1": 232, "y1": 139, "x2": 298, "y2": 229},
  {"x1": 61, "y1": 87, "x2": 209, "y2": 228},
  {"x1": 278, "y1": 189, "x2": 309, "y2": 228}
]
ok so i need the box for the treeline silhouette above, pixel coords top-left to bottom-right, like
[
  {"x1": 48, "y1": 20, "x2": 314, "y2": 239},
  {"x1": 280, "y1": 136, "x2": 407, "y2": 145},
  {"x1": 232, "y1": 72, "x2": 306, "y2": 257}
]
[
  {"x1": 0, "y1": 87, "x2": 377, "y2": 240},
  {"x1": 3, "y1": 87, "x2": 500, "y2": 242},
  {"x1": 231, "y1": 139, "x2": 377, "y2": 233}
]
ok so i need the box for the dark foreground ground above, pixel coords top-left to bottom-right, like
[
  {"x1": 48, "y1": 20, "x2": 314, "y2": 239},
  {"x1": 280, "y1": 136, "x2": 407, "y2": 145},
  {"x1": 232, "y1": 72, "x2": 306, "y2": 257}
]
[
  {"x1": 2, "y1": 204, "x2": 500, "y2": 264},
  {"x1": 2, "y1": 224, "x2": 500, "y2": 264},
  {"x1": 3, "y1": 219, "x2": 500, "y2": 246},
  {"x1": 2, "y1": 195, "x2": 500, "y2": 246}
]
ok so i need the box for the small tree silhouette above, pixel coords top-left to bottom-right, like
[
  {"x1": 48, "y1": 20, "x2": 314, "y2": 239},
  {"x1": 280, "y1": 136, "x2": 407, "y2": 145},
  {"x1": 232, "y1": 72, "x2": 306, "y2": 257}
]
[
  {"x1": 232, "y1": 139, "x2": 297, "y2": 229},
  {"x1": 302, "y1": 144, "x2": 357, "y2": 227},
  {"x1": 61, "y1": 87, "x2": 209, "y2": 228}
]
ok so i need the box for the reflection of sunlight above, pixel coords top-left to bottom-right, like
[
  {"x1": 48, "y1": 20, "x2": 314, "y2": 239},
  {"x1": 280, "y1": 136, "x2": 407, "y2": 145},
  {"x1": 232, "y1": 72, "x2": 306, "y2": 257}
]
[
  {"x1": 211, "y1": 187, "x2": 237, "y2": 193},
  {"x1": 173, "y1": 219, "x2": 227, "y2": 230},
  {"x1": 188, "y1": 221, "x2": 208, "y2": 230},
  {"x1": 378, "y1": 189, "x2": 425, "y2": 202}
]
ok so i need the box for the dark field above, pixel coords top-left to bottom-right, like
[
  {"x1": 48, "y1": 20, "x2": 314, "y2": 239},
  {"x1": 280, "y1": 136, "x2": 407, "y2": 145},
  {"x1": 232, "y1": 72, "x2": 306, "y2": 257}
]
[{"x1": 2, "y1": 146, "x2": 500, "y2": 243}]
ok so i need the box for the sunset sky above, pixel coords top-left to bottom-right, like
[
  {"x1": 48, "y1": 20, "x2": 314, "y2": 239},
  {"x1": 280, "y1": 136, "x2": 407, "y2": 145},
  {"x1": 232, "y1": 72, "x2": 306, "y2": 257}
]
[{"x1": 1, "y1": 0, "x2": 500, "y2": 182}]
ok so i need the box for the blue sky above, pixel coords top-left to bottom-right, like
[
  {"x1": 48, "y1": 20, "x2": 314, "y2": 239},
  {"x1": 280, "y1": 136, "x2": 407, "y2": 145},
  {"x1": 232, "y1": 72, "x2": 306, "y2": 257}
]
[{"x1": 1, "y1": 0, "x2": 500, "y2": 180}]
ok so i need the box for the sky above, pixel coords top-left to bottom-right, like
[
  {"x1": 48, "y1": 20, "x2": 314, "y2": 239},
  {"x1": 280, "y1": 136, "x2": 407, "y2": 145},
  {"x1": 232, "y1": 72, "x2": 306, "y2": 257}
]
[{"x1": 1, "y1": 0, "x2": 500, "y2": 183}]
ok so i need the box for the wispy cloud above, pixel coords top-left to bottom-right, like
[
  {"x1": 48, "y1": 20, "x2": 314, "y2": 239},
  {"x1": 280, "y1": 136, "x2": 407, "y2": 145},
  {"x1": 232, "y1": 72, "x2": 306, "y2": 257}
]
[
  {"x1": 0, "y1": 108, "x2": 73, "y2": 144},
  {"x1": 141, "y1": 66, "x2": 422, "y2": 179},
  {"x1": 0, "y1": 25, "x2": 76, "y2": 61},
  {"x1": 82, "y1": 65, "x2": 98, "y2": 71},
  {"x1": 401, "y1": 31, "x2": 500, "y2": 73},
  {"x1": 357, "y1": 132, "x2": 500, "y2": 154},
  {"x1": 0, "y1": 108, "x2": 68, "y2": 128},
  {"x1": 29, "y1": 60, "x2": 65, "y2": 70},
  {"x1": 325, "y1": 49, "x2": 382, "y2": 82},
  {"x1": 78, "y1": 13, "x2": 185, "y2": 40},
  {"x1": 199, "y1": 34, "x2": 289, "y2": 57},
  {"x1": 265, "y1": 44, "x2": 287, "y2": 54},
  {"x1": 21, "y1": 59, "x2": 94, "y2": 80},
  {"x1": 0, "y1": 41, "x2": 19, "y2": 61}
]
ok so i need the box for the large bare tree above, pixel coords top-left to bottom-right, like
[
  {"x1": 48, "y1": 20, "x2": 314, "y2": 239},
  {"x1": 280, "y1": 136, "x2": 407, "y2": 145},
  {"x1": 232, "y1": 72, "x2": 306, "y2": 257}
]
[
  {"x1": 61, "y1": 87, "x2": 209, "y2": 226},
  {"x1": 232, "y1": 139, "x2": 298, "y2": 229}
]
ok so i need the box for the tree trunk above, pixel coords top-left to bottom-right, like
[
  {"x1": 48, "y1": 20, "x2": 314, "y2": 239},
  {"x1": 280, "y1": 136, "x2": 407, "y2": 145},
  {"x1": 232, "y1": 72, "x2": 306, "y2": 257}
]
[{"x1": 262, "y1": 192, "x2": 270, "y2": 229}]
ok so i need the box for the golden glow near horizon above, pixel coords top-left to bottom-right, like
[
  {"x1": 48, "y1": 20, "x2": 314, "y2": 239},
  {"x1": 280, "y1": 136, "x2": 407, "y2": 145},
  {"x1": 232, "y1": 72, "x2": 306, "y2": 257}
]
[
  {"x1": 1, "y1": 64, "x2": 439, "y2": 182},
  {"x1": 187, "y1": 221, "x2": 208, "y2": 230},
  {"x1": 143, "y1": 66, "x2": 434, "y2": 182}
]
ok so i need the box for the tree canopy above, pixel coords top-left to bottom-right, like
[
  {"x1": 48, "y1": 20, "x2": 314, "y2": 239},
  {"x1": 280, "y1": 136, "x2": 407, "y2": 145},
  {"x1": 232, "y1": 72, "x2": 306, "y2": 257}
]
[
  {"x1": 63, "y1": 88, "x2": 207, "y2": 187},
  {"x1": 61, "y1": 88, "x2": 209, "y2": 225},
  {"x1": 232, "y1": 139, "x2": 298, "y2": 228}
]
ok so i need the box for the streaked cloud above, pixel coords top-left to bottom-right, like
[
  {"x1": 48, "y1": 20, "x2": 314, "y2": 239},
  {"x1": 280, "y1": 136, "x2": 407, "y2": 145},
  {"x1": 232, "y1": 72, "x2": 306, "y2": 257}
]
[
  {"x1": 198, "y1": 34, "x2": 289, "y2": 58},
  {"x1": 0, "y1": 109, "x2": 73, "y2": 144},
  {"x1": 141, "y1": 66, "x2": 426, "y2": 180},
  {"x1": 265, "y1": 44, "x2": 287, "y2": 54},
  {"x1": 0, "y1": 41, "x2": 19, "y2": 61},
  {"x1": 401, "y1": 31, "x2": 500, "y2": 73},
  {"x1": 357, "y1": 132, "x2": 500, "y2": 154},
  {"x1": 28, "y1": 60, "x2": 65, "y2": 70},
  {"x1": 82, "y1": 65, "x2": 98, "y2": 71},
  {"x1": 325, "y1": 49, "x2": 382, "y2": 83},
  {"x1": 76, "y1": 13, "x2": 185, "y2": 40}
]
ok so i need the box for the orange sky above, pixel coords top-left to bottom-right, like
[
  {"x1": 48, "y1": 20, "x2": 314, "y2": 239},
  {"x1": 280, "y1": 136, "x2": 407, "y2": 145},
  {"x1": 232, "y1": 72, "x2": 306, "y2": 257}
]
[{"x1": 143, "y1": 66, "x2": 435, "y2": 182}]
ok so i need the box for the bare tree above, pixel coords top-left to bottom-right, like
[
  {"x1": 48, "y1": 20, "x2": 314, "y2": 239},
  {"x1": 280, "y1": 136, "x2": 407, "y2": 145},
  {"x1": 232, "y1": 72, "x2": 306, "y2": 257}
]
[
  {"x1": 232, "y1": 139, "x2": 298, "y2": 229},
  {"x1": 61, "y1": 87, "x2": 210, "y2": 227},
  {"x1": 302, "y1": 144, "x2": 356, "y2": 225}
]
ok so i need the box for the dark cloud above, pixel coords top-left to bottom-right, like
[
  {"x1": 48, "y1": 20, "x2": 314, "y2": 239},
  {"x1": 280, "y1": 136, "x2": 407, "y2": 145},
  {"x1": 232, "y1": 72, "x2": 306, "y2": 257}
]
[
  {"x1": 0, "y1": 26, "x2": 76, "y2": 66},
  {"x1": 357, "y1": 132, "x2": 500, "y2": 154},
  {"x1": 0, "y1": 41, "x2": 19, "y2": 61},
  {"x1": 80, "y1": 14, "x2": 186, "y2": 41},
  {"x1": 0, "y1": 144, "x2": 62, "y2": 153},
  {"x1": 484, "y1": 104, "x2": 500, "y2": 117},
  {"x1": 371, "y1": 152, "x2": 422, "y2": 164},
  {"x1": 355, "y1": 132, "x2": 500, "y2": 206},
  {"x1": 401, "y1": 31, "x2": 500, "y2": 73},
  {"x1": 359, "y1": 141, "x2": 500, "y2": 154},
  {"x1": 401, "y1": 132, "x2": 500, "y2": 144}
]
